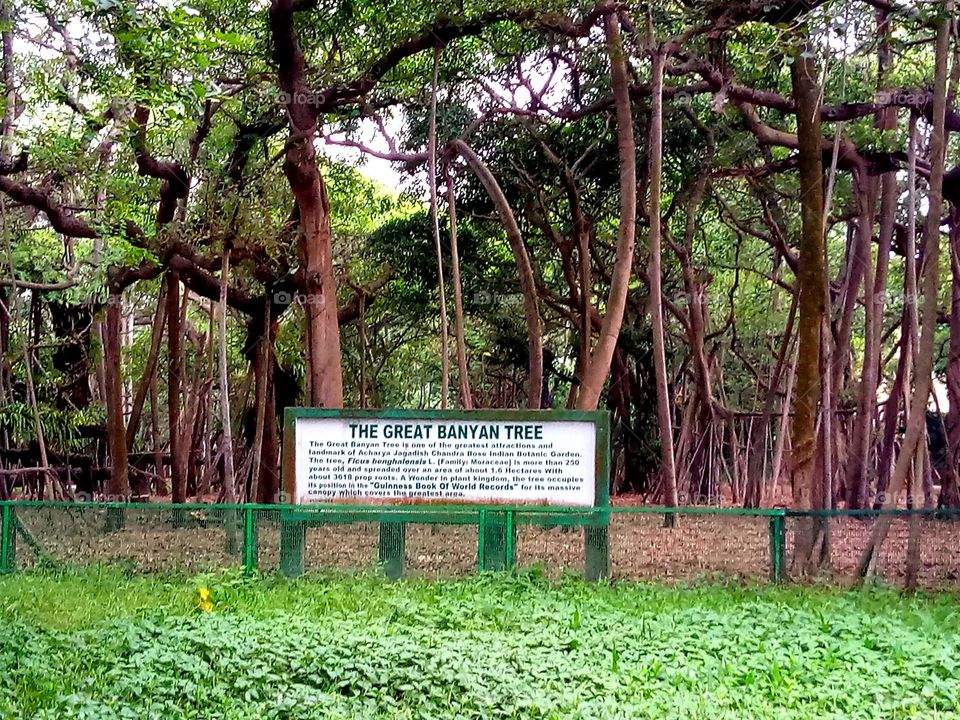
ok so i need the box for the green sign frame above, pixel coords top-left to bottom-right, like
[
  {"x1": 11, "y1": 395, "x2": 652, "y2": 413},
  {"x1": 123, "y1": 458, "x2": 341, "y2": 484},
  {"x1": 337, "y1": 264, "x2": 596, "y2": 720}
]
[
  {"x1": 278, "y1": 408, "x2": 611, "y2": 580},
  {"x1": 281, "y1": 407, "x2": 611, "y2": 508}
]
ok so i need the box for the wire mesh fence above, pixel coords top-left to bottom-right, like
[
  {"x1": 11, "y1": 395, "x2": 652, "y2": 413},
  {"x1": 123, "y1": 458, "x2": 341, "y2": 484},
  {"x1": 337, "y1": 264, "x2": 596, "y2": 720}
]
[
  {"x1": 9, "y1": 503, "x2": 244, "y2": 574},
  {"x1": 785, "y1": 511, "x2": 960, "y2": 587},
  {"x1": 608, "y1": 512, "x2": 772, "y2": 583},
  {"x1": 405, "y1": 523, "x2": 478, "y2": 578},
  {"x1": 1, "y1": 502, "x2": 957, "y2": 590}
]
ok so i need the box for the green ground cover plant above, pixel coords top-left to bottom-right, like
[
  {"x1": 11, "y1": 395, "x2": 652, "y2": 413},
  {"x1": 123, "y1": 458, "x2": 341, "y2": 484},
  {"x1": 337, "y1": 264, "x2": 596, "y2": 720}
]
[{"x1": 0, "y1": 571, "x2": 957, "y2": 719}]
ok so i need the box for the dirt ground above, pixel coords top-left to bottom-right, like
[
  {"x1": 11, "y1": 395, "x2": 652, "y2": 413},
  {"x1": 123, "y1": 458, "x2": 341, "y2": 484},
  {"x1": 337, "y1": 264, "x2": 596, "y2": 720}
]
[{"x1": 9, "y1": 505, "x2": 958, "y2": 589}]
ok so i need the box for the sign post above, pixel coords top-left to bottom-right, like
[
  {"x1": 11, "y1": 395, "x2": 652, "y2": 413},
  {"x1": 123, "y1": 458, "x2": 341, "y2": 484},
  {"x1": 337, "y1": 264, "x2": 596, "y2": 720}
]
[{"x1": 280, "y1": 409, "x2": 609, "y2": 579}]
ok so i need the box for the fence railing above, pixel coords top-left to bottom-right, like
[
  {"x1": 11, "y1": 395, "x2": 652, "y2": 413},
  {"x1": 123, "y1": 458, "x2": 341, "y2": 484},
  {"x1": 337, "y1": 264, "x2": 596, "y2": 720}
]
[{"x1": 1, "y1": 501, "x2": 957, "y2": 589}]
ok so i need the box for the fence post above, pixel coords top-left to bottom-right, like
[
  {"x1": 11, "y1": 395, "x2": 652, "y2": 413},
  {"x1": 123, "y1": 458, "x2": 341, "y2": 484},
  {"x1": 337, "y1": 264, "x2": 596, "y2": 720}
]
[
  {"x1": 279, "y1": 511, "x2": 305, "y2": 578},
  {"x1": 242, "y1": 506, "x2": 257, "y2": 575},
  {"x1": 378, "y1": 519, "x2": 406, "y2": 581},
  {"x1": 477, "y1": 509, "x2": 486, "y2": 572},
  {"x1": 584, "y1": 509, "x2": 610, "y2": 581},
  {"x1": 224, "y1": 506, "x2": 241, "y2": 556},
  {"x1": 769, "y1": 511, "x2": 786, "y2": 584},
  {"x1": 104, "y1": 504, "x2": 125, "y2": 533},
  {"x1": 0, "y1": 504, "x2": 12, "y2": 574},
  {"x1": 505, "y1": 510, "x2": 515, "y2": 570},
  {"x1": 480, "y1": 509, "x2": 514, "y2": 571}
]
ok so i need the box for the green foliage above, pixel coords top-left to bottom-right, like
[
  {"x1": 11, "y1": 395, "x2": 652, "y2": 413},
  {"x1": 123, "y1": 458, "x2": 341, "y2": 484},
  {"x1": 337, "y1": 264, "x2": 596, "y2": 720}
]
[
  {"x1": 0, "y1": 402, "x2": 102, "y2": 454},
  {"x1": 0, "y1": 571, "x2": 957, "y2": 718},
  {"x1": 366, "y1": 211, "x2": 441, "y2": 308}
]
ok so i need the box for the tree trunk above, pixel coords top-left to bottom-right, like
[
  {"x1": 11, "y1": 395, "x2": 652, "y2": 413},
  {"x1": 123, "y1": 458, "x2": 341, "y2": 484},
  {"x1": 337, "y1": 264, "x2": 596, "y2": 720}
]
[
  {"x1": 0, "y1": 0, "x2": 16, "y2": 163},
  {"x1": 443, "y1": 164, "x2": 473, "y2": 409},
  {"x1": 575, "y1": 198, "x2": 591, "y2": 407},
  {"x1": 642, "y1": 47, "x2": 678, "y2": 510},
  {"x1": 166, "y1": 271, "x2": 186, "y2": 504},
  {"x1": 860, "y1": 176, "x2": 893, "y2": 505},
  {"x1": 451, "y1": 140, "x2": 542, "y2": 409},
  {"x1": 848, "y1": 0, "x2": 898, "y2": 509},
  {"x1": 126, "y1": 284, "x2": 167, "y2": 451},
  {"x1": 248, "y1": 298, "x2": 271, "y2": 503},
  {"x1": 218, "y1": 250, "x2": 239, "y2": 550},
  {"x1": 105, "y1": 291, "x2": 129, "y2": 500},
  {"x1": 198, "y1": 306, "x2": 215, "y2": 500},
  {"x1": 28, "y1": 290, "x2": 41, "y2": 378},
  {"x1": 271, "y1": 0, "x2": 343, "y2": 409},
  {"x1": 846, "y1": 0, "x2": 902, "y2": 509},
  {"x1": 817, "y1": 315, "x2": 833, "y2": 563},
  {"x1": 845, "y1": 173, "x2": 886, "y2": 508},
  {"x1": 830, "y1": 176, "x2": 875, "y2": 397},
  {"x1": 258, "y1": 317, "x2": 280, "y2": 504},
  {"x1": 218, "y1": 251, "x2": 237, "y2": 505},
  {"x1": 858, "y1": 3, "x2": 951, "y2": 576},
  {"x1": 149, "y1": 372, "x2": 163, "y2": 495},
  {"x1": 291, "y1": 155, "x2": 343, "y2": 409},
  {"x1": 770, "y1": 338, "x2": 799, "y2": 503},
  {"x1": 942, "y1": 213, "x2": 960, "y2": 506},
  {"x1": 874, "y1": 326, "x2": 908, "y2": 508},
  {"x1": 902, "y1": 113, "x2": 928, "y2": 509},
  {"x1": 427, "y1": 49, "x2": 450, "y2": 409},
  {"x1": 576, "y1": 13, "x2": 637, "y2": 411},
  {"x1": 672, "y1": 166, "x2": 717, "y2": 504},
  {"x1": 789, "y1": 35, "x2": 828, "y2": 574},
  {"x1": 184, "y1": 375, "x2": 207, "y2": 500},
  {"x1": 0, "y1": 287, "x2": 7, "y2": 449},
  {"x1": 744, "y1": 293, "x2": 797, "y2": 507},
  {"x1": 0, "y1": 204, "x2": 54, "y2": 498}
]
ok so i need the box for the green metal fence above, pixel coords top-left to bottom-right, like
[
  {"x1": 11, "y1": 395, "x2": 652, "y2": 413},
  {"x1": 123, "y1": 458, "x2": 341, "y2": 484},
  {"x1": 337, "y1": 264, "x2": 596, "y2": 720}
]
[{"x1": 0, "y1": 501, "x2": 957, "y2": 589}]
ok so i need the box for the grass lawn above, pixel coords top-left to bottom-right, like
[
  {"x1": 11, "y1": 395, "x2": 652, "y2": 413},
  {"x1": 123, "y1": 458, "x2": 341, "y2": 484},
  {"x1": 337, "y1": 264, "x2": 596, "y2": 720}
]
[{"x1": 0, "y1": 570, "x2": 957, "y2": 718}]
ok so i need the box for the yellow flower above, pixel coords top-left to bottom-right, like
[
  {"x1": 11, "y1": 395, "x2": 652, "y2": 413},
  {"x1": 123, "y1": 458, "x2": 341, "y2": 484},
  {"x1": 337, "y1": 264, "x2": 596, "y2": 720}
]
[{"x1": 196, "y1": 587, "x2": 213, "y2": 613}]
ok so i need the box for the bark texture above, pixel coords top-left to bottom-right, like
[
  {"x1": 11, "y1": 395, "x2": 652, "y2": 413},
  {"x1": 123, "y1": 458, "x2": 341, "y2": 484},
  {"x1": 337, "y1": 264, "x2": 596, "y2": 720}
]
[{"x1": 789, "y1": 36, "x2": 828, "y2": 574}]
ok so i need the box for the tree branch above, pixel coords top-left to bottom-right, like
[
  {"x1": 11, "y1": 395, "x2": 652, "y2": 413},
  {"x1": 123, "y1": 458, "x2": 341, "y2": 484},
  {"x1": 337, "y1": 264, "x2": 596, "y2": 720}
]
[{"x1": 0, "y1": 176, "x2": 98, "y2": 238}]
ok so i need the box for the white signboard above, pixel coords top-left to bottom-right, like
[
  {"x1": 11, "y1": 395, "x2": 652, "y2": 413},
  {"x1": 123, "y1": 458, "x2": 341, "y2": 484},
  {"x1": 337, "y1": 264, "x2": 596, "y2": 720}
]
[{"x1": 292, "y1": 416, "x2": 597, "y2": 506}]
